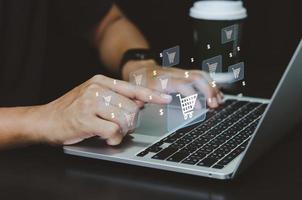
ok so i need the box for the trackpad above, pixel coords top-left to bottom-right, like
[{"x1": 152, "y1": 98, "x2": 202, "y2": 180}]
[{"x1": 134, "y1": 96, "x2": 207, "y2": 137}]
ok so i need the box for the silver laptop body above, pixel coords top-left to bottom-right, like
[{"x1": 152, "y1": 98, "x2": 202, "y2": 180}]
[{"x1": 64, "y1": 40, "x2": 302, "y2": 180}]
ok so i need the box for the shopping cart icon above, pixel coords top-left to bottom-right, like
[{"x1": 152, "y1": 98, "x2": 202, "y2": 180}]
[
  {"x1": 124, "y1": 112, "x2": 136, "y2": 127},
  {"x1": 162, "y1": 46, "x2": 180, "y2": 67},
  {"x1": 166, "y1": 52, "x2": 176, "y2": 64},
  {"x1": 103, "y1": 95, "x2": 112, "y2": 106},
  {"x1": 207, "y1": 62, "x2": 218, "y2": 77},
  {"x1": 232, "y1": 67, "x2": 241, "y2": 79},
  {"x1": 224, "y1": 29, "x2": 233, "y2": 40},
  {"x1": 159, "y1": 78, "x2": 169, "y2": 90},
  {"x1": 176, "y1": 93, "x2": 198, "y2": 120},
  {"x1": 133, "y1": 74, "x2": 143, "y2": 86}
]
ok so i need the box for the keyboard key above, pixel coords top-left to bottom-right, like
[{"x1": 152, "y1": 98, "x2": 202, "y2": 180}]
[
  {"x1": 191, "y1": 152, "x2": 207, "y2": 159},
  {"x1": 152, "y1": 147, "x2": 178, "y2": 160},
  {"x1": 217, "y1": 142, "x2": 247, "y2": 166},
  {"x1": 181, "y1": 156, "x2": 201, "y2": 165},
  {"x1": 137, "y1": 150, "x2": 149, "y2": 157},
  {"x1": 169, "y1": 141, "x2": 186, "y2": 148},
  {"x1": 197, "y1": 157, "x2": 217, "y2": 167},
  {"x1": 147, "y1": 145, "x2": 163, "y2": 153},
  {"x1": 167, "y1": 150, "x2": 190, "y2": 162},
  {"x1": 212, "y1": 164, "x2": 224, "y2": 169}
]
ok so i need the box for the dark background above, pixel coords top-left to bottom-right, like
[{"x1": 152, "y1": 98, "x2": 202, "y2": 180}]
[
  {"x1": 4, "y1": 0, "x2": 300, "y2": 104},
  {"x1": 114, "y1": 0, "x2": 301, "y2": 98}
]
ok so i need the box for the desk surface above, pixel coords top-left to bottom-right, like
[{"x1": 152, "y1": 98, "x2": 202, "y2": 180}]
[{"x1": 0, "y1": 122, "x2": 302, "y2": 200}]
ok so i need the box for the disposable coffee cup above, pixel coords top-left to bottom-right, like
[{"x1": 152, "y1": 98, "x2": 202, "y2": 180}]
[{"x1": 189, "y1": 1, "x2": 247, "y2": 87}]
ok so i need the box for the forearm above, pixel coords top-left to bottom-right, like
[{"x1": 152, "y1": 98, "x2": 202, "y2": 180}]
[
  {"x1": 0, "y1": 106, "x2": 43, "y2": 149},
  {"x1": 96, "y1": 6, "x2": 149, "y2": 75}
]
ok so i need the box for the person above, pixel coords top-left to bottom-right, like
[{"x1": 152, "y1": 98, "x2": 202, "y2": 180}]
[{"x1": 0, "y1": 0, "x2": 222, "y2": 149}]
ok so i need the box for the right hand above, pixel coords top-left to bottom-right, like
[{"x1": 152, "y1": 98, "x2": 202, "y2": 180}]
[{"x1": 33, "y1": 75, "x2": 172, "y2": 146}]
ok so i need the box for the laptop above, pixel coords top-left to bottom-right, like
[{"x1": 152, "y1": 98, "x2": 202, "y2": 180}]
[{"x1": 64, "y1": 40, "x2": 302, "y2": 180}]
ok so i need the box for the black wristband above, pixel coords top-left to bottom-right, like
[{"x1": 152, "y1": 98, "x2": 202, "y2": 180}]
[{"x1": 119, "y1": 49, "x2": 159, "y2": 79}]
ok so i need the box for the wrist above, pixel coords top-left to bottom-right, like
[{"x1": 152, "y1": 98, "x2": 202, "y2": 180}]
[
  {"x1": 19, "y1": 106, "x2": 49, "y2": 144},
  {"x1": 0, "y1": 106, "x2": 48, "y2": 147}
]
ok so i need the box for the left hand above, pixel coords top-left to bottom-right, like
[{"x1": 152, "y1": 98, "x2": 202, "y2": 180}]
[{"x1": 122, "y1": 59, "x2": 223, "y2": 108}]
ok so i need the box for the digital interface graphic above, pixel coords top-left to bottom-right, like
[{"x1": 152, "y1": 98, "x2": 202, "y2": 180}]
[
  {"x1": 155, "y1": 74, "x2": 170, "y2": 92},
  {"x1": 221, "y1": 24, "x2": 239, "y2": 44},
  {"x1": 167, "y1": 91, "x2": 207, "y2": 132},
  {"x1": 129, "y1": 68, "x2": 147, "y2": 87},
  {"x1": 176, "y1": 93, "x2": 198, "y2": 120},
  {"x1": 202, "y1": 55, "x2": 223, "y2": 79},
  {"x1": 228, "y1": 62, "x2": 245, "y2": 82},
  {"x1": 162, "y1": 45, "x2": 180, "y2": 67}
]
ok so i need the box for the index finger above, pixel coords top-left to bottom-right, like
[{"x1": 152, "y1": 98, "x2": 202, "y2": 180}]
[{"x1": 90, "y1": 75, "x2": 172, "y2": 104}]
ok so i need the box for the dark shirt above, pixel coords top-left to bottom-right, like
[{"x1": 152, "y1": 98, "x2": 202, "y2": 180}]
[{"x1": 0, "y1": 0, "x2": 112, "y2": 106}]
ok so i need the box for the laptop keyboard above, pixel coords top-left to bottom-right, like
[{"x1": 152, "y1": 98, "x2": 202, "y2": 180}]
[{"x1": 136, "y1": 99, "x2": 268, "y2": 169}]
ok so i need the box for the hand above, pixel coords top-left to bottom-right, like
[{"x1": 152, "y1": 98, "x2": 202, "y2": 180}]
[
  {"x1": 32, "y1": 75, "x2": 172, "y2": 146},
  {"x1": 122, "y1": 60, "x2": 223, "y2": 108}
]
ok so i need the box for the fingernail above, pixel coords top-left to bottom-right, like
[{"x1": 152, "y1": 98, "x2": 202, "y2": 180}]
[
  {"x1": 161, "y1": 93, "x2": 172, "y2": 100},
  {"x1": 212, "y1": 98, "x2": 218, "y2": 107},
  {"x1": 208, "y1": 97, "x2": 218, "y2": 107}
]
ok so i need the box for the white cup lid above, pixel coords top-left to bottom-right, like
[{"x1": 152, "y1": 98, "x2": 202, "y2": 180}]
[{"x1": 190, "y1": 1, "x2": 247, "y2": 21}]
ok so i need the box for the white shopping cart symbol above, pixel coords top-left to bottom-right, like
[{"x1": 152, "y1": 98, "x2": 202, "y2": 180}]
[
  {"x1": 133, "y1": 74, "x2": 143, "y2": 86},
  {"x1": 159, "y1": 78, "x2": 168, "y2": 90},
  {"x1": 166, "y1": 52, "x2": 176, "y2": 64},
  {"x1": 207, "y1": 62, "x2": 218, "y2": 77},
  {"x1": 124, "y1": 113, "x2": 136, "y2": 127},
  {"x1": 103, "y1": 95, "x2": 112, "y2": 106},
  {"x1": 176, "y1": 93, "x2": 198, "y2": 120},
  {"x1": 232, "y1": 67, "x2": 241, "y2": 79},
  {"x1": 224, "y1": 29, "x2": 233, "y2": 40}
]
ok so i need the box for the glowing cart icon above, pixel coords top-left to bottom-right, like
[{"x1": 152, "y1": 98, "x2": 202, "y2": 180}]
[
  {"x1": 232, "y1": 67, "x2": 241, "y2": 79},
  {"x1": 176, "y1": 93, "x2": 198, "y2": 120},
  {"x1": 207, "y1": 62, "x2": 218, "y2": 77},
  {"x1": 224, "y1": 29, "x2": 233, "y2": 40}
]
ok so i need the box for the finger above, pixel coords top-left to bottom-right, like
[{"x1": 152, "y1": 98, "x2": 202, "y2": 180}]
[
  {"x1": 106, "y1": 133, "x2": 123, "y2": 146},
  {"x1": 134, "y1": 100, "x2": 145, "y2": 108},
  {"x1": 63, "y1": 138, "x2": 86, "y2": 145},
  {"x1": 90, "y1": 75, "x2": 172, "y2": 104},
  {"x1": 95, "y1": 103, "x2": 137, "y2": 135},
  {"x1": 190, "y1": 72, "x2": 219, "y2": 108},
  {"x1": 99, "y1": 89, "x2": 140, "y2": 114},
  {"x1": 92, "y1": 119, "x2": 123, "y2": 146},
  {"x1": 151, "y1": 67, "x2": 190, "y2": 79},
  {"x1": 199, "y1": 71, "x2": 222, "y2": 98},
  {"x1": 87, "y1": 118, "x2": 122, "y2": 140}
]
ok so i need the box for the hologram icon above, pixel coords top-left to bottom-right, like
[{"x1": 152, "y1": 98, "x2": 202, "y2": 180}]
[
  {"x1": 227, "y1": 62, "x2": 245, "y2": 82},
  {"x1": 124, "y1": 113, "x2": 136, "y2": 127},
  {"x1": 103, "y1": 95, "x2": 112, "y2": 106},
  {"x1": 221, "y1": 24, "x2": 238, "y2": 44},
  {"x1": 159, "y1": 78, "x2": 169, "y2": 90},
  {"x1": 176, "y1": 93, "x2": 198, "y2": 120},
  {"x1": 159, "y1": 108, "x2": 164, "y2": 116},
  {"x1": 232, "y1": 67, "x2": 241, "y2": 79},
  {"x1": 207, "y1": 62, "x2": 218, "y2": 77},
  {"x1": 202, "y1": 55, "x2": 222, "y2": 79},
  {"x1": 162, "y1": 45, "x2": 180, "y2": 67},
  {"x1": 185, "y1": 71, "x2": 189, "y2": 78},
  {"x1": 166, "y1": 52, "x2": 176, "y2": 64},
  {"x1": 225, "y1": 29, "x2": 233, "y2": 40},
  {"x1": 133, "y1": 73, "x2": 143, "y2": 86}
]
